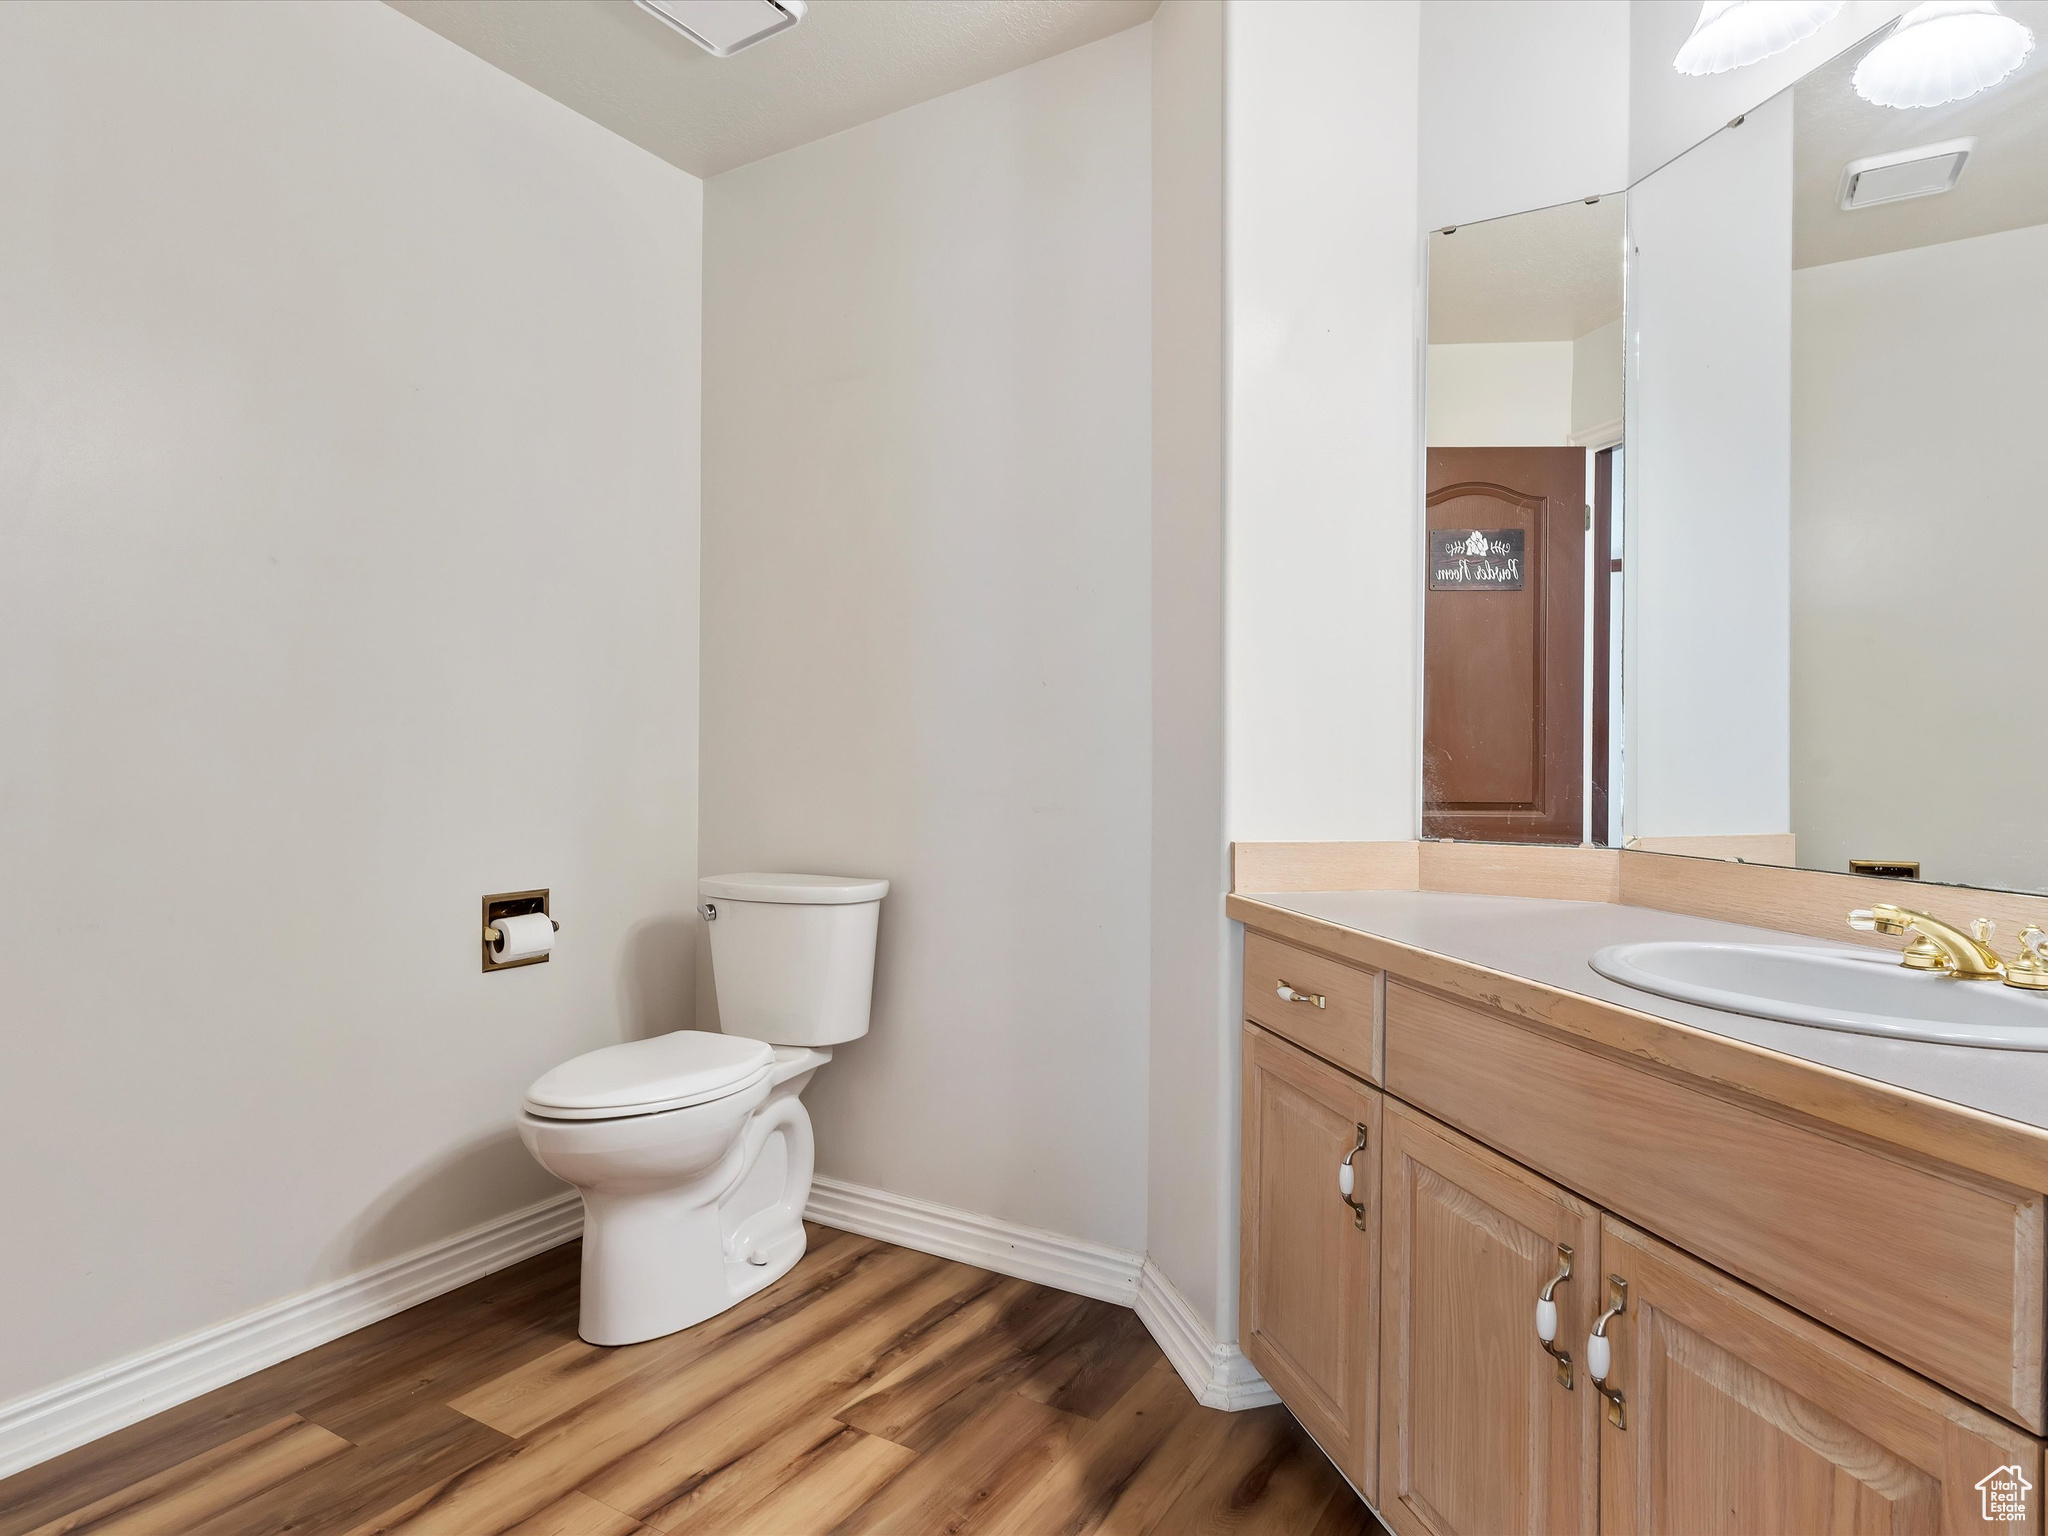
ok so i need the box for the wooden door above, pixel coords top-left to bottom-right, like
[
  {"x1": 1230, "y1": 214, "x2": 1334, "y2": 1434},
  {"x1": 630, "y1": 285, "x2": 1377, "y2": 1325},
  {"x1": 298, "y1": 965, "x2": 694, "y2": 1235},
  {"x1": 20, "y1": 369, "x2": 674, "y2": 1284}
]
[
  {"x1": 1425, "y1": 446, "x2": 1586, "y2": 843},
  {"x1": 1378, "y1": 1102, "x2": 1601, "y2": 1536},
  {"x1": 1241, "y1": 1023, "x2": 1381, "y2": 1500},
  {"x1": 1598, "y1": 1216, "x2": 2043, "y2": 1535}
]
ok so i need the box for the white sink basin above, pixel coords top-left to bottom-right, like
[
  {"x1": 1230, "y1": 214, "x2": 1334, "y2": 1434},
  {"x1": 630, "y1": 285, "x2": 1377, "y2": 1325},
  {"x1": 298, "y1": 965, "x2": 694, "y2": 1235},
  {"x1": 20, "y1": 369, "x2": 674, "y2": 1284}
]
[{"x1": 1589, "y1": 941, "x2": 2048, "y2": 1051}]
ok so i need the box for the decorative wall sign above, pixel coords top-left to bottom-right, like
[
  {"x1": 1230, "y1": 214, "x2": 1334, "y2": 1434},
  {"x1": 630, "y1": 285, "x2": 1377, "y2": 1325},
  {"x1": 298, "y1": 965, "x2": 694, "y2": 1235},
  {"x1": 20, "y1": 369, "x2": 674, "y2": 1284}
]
[{"x1": 1429, "y1": 528, "x2": 1525, "y2": 591}]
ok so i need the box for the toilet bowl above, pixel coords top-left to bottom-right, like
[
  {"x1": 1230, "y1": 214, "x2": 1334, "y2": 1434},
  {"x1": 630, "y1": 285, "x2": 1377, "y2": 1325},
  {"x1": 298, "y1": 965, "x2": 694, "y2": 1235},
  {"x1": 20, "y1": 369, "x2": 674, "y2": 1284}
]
[{"x1": 519, "y1": 872, "x2": 886, "y2": 1346}]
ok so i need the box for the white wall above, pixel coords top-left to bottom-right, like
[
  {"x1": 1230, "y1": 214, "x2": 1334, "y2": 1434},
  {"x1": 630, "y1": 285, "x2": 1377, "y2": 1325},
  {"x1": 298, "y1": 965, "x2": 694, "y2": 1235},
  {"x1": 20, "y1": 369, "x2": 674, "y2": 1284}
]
[
  {"x1": 1792, "y1": 224, "x2": 2048, "y2": 891},
  {"x1": 1426, "y1": 341, "x2": 1576, "y2": 446},
  {"x1": 1628, "y1": 0, "x2": 1909, "y2": 184},
  {"x1": 1572, "y1": 317, "x2": 1625, "y2": 445},
  {"x1": 1225, "y1": 0, "x2": 1422, "y2": 846},
  {"x1": 1421, "y1": 0, "x2": 1630, "y2": 231},
  {"x1": 699, "y1": 28, "x2": 1152, "y2": 1254},
  {"x1": 0, "y1": 0, "x2": 702, "y2": 1407},
  {"x1": 1626, "y1": 90, "x2": 1791, "y2": 840},
  {"x1": 1149, "y1": 0, "x2": 1233, "y2": 1339}
]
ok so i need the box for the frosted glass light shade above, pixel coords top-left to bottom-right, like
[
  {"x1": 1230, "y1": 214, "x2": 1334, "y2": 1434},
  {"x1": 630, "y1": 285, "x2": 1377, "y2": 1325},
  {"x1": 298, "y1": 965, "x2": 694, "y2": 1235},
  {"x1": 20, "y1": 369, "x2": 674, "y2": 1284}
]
[
  {"x1": 1852, "y1": 1, "x2": 2035, "y2": 108},
  {"x1": 1673, "y1": 0, "x2": 1843, "y2": 75}
]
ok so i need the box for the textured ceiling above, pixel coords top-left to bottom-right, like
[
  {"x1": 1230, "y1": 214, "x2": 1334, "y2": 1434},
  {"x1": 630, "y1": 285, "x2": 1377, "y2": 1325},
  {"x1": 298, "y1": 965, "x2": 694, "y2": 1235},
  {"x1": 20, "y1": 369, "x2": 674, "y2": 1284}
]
[
  {"x1": 1428, "y1": 195, "x2": 1627, "y2": 344},
  {"x1": 385, "y1": 0, "x2": 1160, "y2": 178},
  {"x1": 1794, "y1": 0, "x2": 2048, "y2": 268}
]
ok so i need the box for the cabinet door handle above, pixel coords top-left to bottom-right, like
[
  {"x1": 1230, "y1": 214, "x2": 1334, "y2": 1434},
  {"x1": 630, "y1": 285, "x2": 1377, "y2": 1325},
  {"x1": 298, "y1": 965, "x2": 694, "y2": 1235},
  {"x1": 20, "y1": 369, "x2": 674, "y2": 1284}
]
[
  {"x1": 1276, "y1": 981, "x2": 1326, "y2": 1008},
  {"x1": 1535, "y1": 1243, "x2": 1574, "y2": 1389},
  {"x1": 1336, "y1": 1123, "x2": 1368, "y2": 1230},
  {"x1": 1586, "y1": 1274, "x2": 1628, "y2": 1428}
]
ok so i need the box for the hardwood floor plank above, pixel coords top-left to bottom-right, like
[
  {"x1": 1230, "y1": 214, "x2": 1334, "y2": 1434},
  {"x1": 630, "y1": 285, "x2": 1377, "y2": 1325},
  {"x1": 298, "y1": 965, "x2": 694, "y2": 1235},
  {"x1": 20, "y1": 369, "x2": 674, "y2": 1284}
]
[
  {"x1": 1306, "y1": 1486, "x2": 1385, "y2": 1536},
  {"x1": 0, "y1": 1246, "x2": 581, "y2": 1536},
  {"x1": 576, "y1": 1261, "x2": 1007, "y2": 1521},
  {"x1": 15, "y1": 1417, "x2": 308, "y2": 1536},
  {"x1": 826, "y1": 1388, "x2": 1085, "y2": 1536},
  {"x1": 981, "y1": 1359, "x2": 1202, "y2": 1536},
  {"x1": 502, "y1": 1491, "x2": 644, "y2": 1536},
  {"x1": 295, "y1": 1292, "x2": 580, "y2": 1445},
  {"x1": 832, "y1": 1283, "x2": 1091, "y2": 1451},
  {"x1": 630, "y1": 1417, "x2": 916, "y2": 1534},
  {"x1": 177, "y1": 1403, "x2": 512, "y2": 1536},
  {"x1": 1141, "y1": 1405, "x2": 1358, "y2": 1536},
  {"x1": 1009, "y1": 1298, "x2": 1160, "y2": 1422},
  {"x1": 376, "y1": 1246, "x2": 951, "y2": 1533},
  {"x1": 7, "y1": 1228, "x2": 1377, "y2": 1536},
  {"x1": 26, "y1": 1416, "x2": 348, "y2": 1536},
  {"x1": 450, "y1": 1228, "x2": 875, "y2": 1439}
]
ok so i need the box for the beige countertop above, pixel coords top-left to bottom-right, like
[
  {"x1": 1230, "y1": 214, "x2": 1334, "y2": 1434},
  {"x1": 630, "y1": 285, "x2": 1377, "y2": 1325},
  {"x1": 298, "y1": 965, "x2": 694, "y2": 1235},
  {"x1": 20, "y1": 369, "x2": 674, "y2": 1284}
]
[{"x1": 1241, "y1": 888, "x2": 2048, "y2": 1137}]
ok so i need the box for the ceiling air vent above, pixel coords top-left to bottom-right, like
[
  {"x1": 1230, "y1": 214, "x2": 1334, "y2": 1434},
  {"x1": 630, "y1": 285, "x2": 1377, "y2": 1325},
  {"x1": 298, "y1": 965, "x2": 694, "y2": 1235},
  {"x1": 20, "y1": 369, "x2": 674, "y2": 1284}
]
[
  {"x1": 1837, "y1": 137, "x2": 1977, "y2": 209},
  {"x1": 635, "y1": 0, "x2": 807, "y2": 58}
]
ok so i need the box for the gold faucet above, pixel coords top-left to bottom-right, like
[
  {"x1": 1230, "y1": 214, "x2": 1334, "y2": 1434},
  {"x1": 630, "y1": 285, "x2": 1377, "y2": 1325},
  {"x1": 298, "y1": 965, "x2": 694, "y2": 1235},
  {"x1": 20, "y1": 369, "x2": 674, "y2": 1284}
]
[
  {"x1": 1849, "y1": 905, "x2": 2007, "y2": 981},
  {"x1": 2007, "y1": 927, "x2": 2048, "y2": 991}
]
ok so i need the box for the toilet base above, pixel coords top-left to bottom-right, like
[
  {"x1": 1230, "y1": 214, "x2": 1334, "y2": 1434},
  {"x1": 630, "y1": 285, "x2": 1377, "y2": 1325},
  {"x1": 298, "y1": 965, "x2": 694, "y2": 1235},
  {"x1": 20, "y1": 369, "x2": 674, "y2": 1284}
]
[{"x1": 559, "y1": 1062, "x2": 823, "y2": 1348}]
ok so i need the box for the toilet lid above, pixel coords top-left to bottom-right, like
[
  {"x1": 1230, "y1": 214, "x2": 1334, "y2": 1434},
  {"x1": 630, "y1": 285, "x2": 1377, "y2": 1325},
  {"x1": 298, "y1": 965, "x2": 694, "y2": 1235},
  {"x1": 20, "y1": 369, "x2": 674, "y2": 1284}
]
[{"x1": 524, "y1": 1031, "x2": 774, "y2": 1120}]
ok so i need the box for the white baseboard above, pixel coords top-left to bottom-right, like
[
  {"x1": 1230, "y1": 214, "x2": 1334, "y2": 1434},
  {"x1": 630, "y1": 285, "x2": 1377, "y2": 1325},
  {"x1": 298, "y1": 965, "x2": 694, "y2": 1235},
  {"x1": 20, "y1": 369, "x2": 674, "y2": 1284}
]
[
  {"x1": 803, "y1": 1176, "x2": 1274, "y2": 1411},
  {"x1": 804, "y1": 1176, "x2": 1142, "y2": 1306},
  {"x1": 0, "y1": 1192, "x2": 582, "y2": 1481},
  {"x1": 1135, "y1": 1259, "x2": 1279, "y2": 1410}
]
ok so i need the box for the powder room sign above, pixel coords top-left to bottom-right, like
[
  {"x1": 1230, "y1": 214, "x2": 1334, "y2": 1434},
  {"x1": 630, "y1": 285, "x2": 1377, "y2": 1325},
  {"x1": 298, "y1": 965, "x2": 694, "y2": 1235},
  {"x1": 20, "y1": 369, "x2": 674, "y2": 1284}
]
[{"x1": 1429, "y1": 528, "x2": 1525, "y2": 591}]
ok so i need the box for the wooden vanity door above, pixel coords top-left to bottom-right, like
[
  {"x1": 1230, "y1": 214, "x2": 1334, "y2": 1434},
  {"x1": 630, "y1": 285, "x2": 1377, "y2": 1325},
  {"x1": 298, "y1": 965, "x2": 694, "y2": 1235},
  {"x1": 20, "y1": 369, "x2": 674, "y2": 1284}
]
[
  {"x1": 1378, "y1": 1103, "x2": 1600, "y2": 1536},
  {"x1": 1598, "y1": 1216, "x2": 2043, "y2": 1534},
  {"x1": 1240, "y1": 1024, "x2": 1380, "y2": 1501}
]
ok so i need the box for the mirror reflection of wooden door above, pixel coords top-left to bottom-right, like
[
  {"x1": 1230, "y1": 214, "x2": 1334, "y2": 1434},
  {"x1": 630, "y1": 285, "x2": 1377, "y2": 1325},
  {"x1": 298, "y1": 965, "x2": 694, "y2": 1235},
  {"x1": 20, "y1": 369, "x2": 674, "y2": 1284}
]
[{"x1": 1425, "y1": 447, "x2": 1586, "y2": 844}]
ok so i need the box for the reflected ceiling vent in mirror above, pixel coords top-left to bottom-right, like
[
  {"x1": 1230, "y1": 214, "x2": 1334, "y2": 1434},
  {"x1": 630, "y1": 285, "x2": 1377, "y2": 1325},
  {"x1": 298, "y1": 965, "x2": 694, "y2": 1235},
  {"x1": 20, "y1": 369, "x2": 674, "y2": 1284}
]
[
  {"x1": 1837, "y1": 137, "x2": 1977, "y2": 208},
  {"x1": 1674, "y1": 0, "x2": 1842, "y2": 75},
  {"x1": 1852, "y1": 1, "x2": 2034, "y2": 108},
  {"x1": 635, "y1": 0, "x2": 807, "y2": 58}
]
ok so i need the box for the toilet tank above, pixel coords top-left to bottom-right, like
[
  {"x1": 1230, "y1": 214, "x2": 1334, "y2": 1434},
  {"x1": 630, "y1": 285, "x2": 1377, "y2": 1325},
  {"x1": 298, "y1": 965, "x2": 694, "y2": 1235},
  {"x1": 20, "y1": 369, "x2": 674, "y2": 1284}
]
[{"x1": 698, "y1": 873, "x2": 889, "y2": 1045}]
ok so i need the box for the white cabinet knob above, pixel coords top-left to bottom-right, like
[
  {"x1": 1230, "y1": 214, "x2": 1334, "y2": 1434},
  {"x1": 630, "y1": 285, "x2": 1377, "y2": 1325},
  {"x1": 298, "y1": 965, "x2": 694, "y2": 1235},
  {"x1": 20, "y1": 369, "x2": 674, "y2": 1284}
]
[
  {"x1": 1536, "y1": 1296, "x2": 1557, "y2": 1345},
  {"x1": 1338, "y1": 1161, "x2": 1354, "y2": 1198}
]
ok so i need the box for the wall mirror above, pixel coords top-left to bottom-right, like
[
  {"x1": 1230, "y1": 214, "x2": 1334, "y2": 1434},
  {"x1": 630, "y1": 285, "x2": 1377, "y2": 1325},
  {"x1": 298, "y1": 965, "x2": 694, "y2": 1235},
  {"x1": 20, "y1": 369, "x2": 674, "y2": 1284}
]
[
  {"x1": 1622, "y1": 2, "x2": 2047, "y2": 894},
  {"x1": 1421, "y1": 195, "x2": 1626, "y2": 846}
]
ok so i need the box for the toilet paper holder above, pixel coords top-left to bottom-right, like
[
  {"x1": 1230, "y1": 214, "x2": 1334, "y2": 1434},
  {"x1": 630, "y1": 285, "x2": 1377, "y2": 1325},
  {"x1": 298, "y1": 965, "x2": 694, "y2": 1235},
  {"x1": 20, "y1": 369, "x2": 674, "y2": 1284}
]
[{"x1": 482, "y1": 889, "x2": 557, "y2": 973}]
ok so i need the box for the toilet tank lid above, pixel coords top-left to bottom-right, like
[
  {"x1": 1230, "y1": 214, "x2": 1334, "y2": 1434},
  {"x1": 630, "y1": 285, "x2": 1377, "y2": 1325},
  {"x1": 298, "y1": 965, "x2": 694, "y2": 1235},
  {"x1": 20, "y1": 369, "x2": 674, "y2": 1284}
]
[{"x1": 698, "y1": 872, "x2": 890, "y2": 905}]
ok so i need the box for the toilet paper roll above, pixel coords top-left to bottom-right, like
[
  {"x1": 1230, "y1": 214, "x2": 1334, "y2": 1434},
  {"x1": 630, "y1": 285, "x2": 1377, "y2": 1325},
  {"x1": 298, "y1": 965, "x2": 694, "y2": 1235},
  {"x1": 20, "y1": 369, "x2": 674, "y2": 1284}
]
[{"x1": 490, "y1": 912, "x2": 556, "y2": 963}]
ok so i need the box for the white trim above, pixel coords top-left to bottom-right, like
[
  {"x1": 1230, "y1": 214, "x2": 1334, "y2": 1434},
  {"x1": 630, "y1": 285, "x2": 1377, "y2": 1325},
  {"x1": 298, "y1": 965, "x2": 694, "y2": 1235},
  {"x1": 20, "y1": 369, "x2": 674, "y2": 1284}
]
[
  {"x1": 803, "y1": 1177, "x2": 1275, "y2": 1411},
  {"x1": 804, "y1": 1176, "x2": 1142, "y2": 1306},
  {"x1": 0, "y1": 1192, "x2": 581, "y2": 1481},
  {"x1": 1570, "y1": 416, "x2": 1624, "y2": 450},
  {"x1": 1135, "y1": 1258, "x2": 1279, "y2": 1410}
]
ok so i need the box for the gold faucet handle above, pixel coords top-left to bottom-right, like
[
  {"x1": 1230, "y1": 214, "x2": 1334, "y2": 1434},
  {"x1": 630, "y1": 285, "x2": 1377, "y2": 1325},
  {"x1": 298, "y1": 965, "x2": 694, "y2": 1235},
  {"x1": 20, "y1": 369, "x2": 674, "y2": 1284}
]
[
  {"x1": 2007, "y1": 926, "x2": 2048, "y2": 991},
  {"x1": 1976, "y1": 918, "x2": 1997, "y2": 946}
]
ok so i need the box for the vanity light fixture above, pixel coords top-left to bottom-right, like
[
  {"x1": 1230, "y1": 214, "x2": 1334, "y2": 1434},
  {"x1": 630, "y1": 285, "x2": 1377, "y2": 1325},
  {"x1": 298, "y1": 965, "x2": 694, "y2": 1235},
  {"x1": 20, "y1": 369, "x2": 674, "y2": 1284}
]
[
  {"x1": 1837, "y1": 137, "x2": 1976, "y2": 208},
  {"x1": 1852, "y1": 1, "x2": 2034, "y2": 108},
  {"x1": 1673, "y1": 0, "x2": 1843, "y2": 76},
  {"x1": 634, "y1": 0, "x2": 807, "y2": 58}
]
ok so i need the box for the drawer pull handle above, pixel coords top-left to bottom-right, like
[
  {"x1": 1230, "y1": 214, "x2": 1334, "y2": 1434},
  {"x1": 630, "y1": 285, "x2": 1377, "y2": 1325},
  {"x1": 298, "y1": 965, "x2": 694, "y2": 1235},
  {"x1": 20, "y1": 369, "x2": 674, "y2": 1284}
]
[
  {"x1": 1337, "y1": 1123, "x2": 1369, "y2": 1230},
  {"x1": 1277, "y1": 981, "x2": 1326, "y2": 1009},
  {"x1": 1535, "y1": 1243, "x2": 1574, "y2": 1389},
  {"x1": 1586, "y1": 1275, "x2": 1627, "y2": 1429}
]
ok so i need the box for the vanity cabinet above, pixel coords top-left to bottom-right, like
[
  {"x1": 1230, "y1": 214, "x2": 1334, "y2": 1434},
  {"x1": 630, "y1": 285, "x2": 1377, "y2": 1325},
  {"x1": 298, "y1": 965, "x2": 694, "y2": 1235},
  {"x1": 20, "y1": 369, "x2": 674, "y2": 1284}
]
[
  {"x1": 1240, "y1": 1022, "x2": 1381, "y2": 1500},
  {"x1": 1597, "y1": 1217, "x2": 2038, "y2": 1535},
  {"x1": 1238, "y1": 926, "x2": 2047, "y2": 1533},
  {"x1": 1378, "y1": 1102, "x2": 1600, "y2": 1536}
]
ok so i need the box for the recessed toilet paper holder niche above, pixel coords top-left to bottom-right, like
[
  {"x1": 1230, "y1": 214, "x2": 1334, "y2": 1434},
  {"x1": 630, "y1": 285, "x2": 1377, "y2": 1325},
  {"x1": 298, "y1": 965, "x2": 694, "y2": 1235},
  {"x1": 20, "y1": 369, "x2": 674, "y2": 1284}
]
[{"x1": 482, "y1": 889, "x2": 557, "y2": 973}]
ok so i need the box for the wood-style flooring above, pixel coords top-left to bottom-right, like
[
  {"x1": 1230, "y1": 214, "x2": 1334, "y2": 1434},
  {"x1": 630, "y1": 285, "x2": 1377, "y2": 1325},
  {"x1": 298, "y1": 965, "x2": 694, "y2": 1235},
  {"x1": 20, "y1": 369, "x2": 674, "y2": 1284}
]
[{"x1": 0, "y1": 1224, "x2": 1385, "y2": 1535}]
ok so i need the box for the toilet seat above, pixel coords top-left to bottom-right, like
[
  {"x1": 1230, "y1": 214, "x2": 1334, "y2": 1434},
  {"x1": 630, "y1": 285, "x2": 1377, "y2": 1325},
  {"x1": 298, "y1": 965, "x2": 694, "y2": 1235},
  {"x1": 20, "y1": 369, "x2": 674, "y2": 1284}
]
[{"x1": 524, "y1": 1031, "x2": 775, "y2": 1121}]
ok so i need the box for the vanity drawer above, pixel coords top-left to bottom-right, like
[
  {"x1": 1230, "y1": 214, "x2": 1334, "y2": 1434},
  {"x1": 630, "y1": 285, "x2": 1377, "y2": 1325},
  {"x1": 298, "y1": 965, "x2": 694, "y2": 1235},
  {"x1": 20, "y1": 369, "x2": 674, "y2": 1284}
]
[
  {"x1": 1384, "y1": 980, "x2": 2047, "y2": 1431},
  {"x1": 1243, "y1": 933, "x2": 1381, "y2": 1083}
]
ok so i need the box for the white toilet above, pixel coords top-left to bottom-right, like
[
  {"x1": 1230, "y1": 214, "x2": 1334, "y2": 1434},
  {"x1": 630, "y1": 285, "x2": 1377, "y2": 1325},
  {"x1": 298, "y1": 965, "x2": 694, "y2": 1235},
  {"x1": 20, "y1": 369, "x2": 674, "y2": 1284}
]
[{"x1": 518, "y1": 872, "x2": 887, "y2": 1346}]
